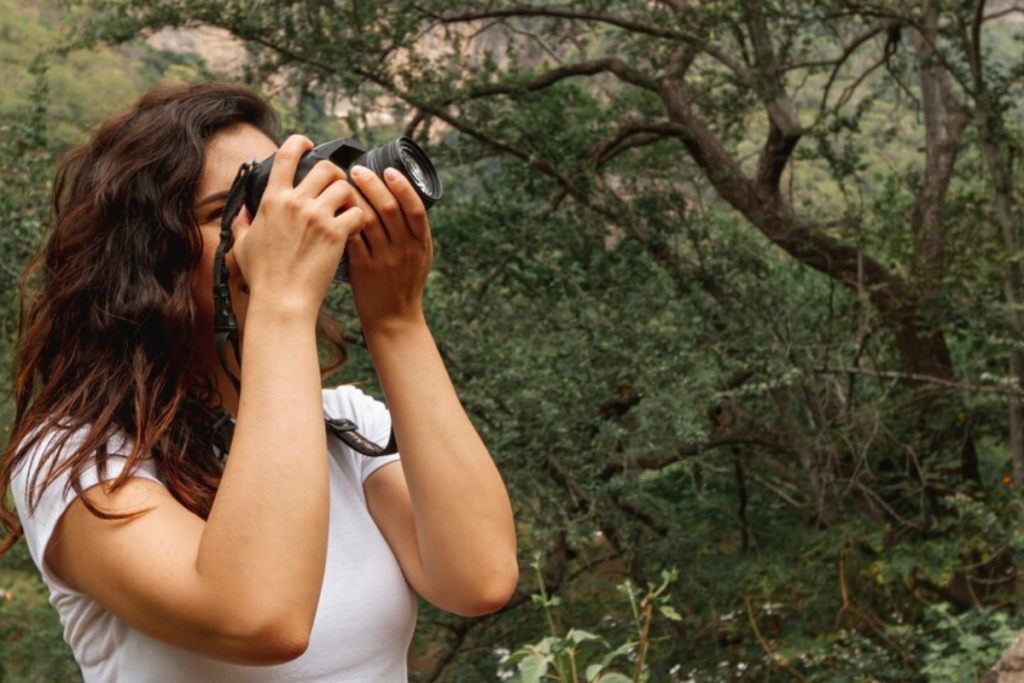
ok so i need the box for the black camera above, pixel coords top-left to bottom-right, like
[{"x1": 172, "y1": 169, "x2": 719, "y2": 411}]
[{"x1": 244, "y1": 137, "x2": 443, "y2": 283}]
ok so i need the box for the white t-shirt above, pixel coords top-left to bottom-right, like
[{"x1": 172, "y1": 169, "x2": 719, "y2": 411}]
[{"x1": 11, "y1": 385, "x2": 417, "y2": 683}]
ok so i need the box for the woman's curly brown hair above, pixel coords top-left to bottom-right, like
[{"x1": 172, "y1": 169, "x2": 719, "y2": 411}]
[{"x1": 0, "y1": 81, "x2": 347, "y2": 555}]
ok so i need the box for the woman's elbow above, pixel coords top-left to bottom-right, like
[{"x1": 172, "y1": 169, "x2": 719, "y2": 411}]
[
  {"x1": 217, "y1": 609, "x2": 314, "y2": 665},
  {"x1": 456, "y1": 564, "x2": 520, "y2": 617},
  {"x1": 249, "y1": 624, "x2": 312, "y2": 665}
]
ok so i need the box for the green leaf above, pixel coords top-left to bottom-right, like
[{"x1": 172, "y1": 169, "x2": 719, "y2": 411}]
[
  {"x1": 518, "y1": 654, "x2": 550, "y2": 683},
  {"x1": 659, "y1": 605, "x2": 683, "y2": 622},
  {"x1": 585, "y1": 663, "x2": 605, "y2": 682},
  {"x1": 569, "y1": 629, "x2": 602, "y2": 644},
  {"x1": 534, "y1": 637, "x2": 556, "y2": 655},
  {"x1": 602, "y1": 642, "x2": 637, "y2": 666},
  {"x1": 597, "y1": 674, "x2": 634, "y2": 683}
]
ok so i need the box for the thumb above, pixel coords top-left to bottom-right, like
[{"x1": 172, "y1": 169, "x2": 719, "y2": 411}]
[{"x1": 226, "y1": 203, "x2": 256, "y2": 279}]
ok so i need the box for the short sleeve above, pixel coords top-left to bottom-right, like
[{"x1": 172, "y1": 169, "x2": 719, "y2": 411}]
[
  {"x1": 9, "y1": 427, "x2": 164, "y2": 596},
  {"x1": 322, "y1": 385, "x2": 401, "y2": 484}
]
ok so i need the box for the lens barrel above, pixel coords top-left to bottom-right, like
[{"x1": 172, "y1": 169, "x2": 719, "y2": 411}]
[{"x1": 356, "y1": 138, "x2": 442, "y2": 209}]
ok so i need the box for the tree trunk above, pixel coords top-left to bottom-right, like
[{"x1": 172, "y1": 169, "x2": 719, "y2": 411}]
[{"x1": 966, "y1": 0, "x2": 1024, "y2": 485}]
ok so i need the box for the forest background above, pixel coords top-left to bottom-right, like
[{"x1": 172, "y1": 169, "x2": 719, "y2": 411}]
[{"x1": 2, "y1": 0, "x2": 1024, "y2": 681}]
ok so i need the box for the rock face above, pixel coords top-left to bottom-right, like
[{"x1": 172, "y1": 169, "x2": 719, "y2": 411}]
[
  {"x1": 985, "y1": 635, "x2": 1024, "y2": 683},
  {"x1": 147, "y1": 26, "x2": 249, "y2": 75},
  {"x1": 142, "y1": 21, "x2": 513, "y2": 131}
]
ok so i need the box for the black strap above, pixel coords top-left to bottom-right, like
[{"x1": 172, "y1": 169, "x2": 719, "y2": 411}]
[
  {"x1": 213, "y1": 159, "x2": 254, "y2": 395},
  {"x1": 325, "y1": 416, "x2": 399, "y2": 457},
  {"x1": 210, "y1": 160, "x2": 397, "y2": 459},
  {"x1": 199, "y1": 403, "x2": 235, "y2": 465}
]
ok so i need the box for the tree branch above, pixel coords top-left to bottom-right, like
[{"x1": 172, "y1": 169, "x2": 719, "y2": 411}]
[
  {"x1": 784, "y1": 22, "x2": 887, "y2": 73},
  {"x1": 421, "y1": 4, "x2": 753, "y2": 80},
  {"x1": 810, "y1": 23, "x2": 892, "y2": 115},
  {"x1": 654, "y1": 77, "x2": 911, "y2": 315},
  {"x1": 347, "y1": 65, "x2": 590, "y2": 198},
  {"x1": 983, "y1": 6, "x2": 1024, "y2": 21},
  {"x1": 462, "y1": 57, "x2": 654, "y2": 99},
  {"x1": 598, "y1": 434, "x2": 790, "y2": 480},
  {"x1": 587, "y1": 118, "x2": 688, "y2": 167},
  {"x1": 908, "y1": 10, "x2": 968, "y2": 286},
  {"x1": 740, "y1": 0, "x2": 802, "y2": 190},
  {"x1": 813, "y1": 365, "x2": 1024, "y2": 398}
]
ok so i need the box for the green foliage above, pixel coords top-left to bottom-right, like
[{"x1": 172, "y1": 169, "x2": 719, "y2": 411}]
[
  {"x1": 0, "y1": 542, "x2": 83, "y2": 682},
  {"x1": 0, "y1": 48, "x2": 81, "y2": 683},
  {"x1": 0, "y1": 0, "x2": 207, "y2": 147},
  {"x1": 0, "y1": 59, "x2": 51, "y2": 394},
  {"x1": 500, "y1": 561, "x2": 680, "y2": 683},
  {"x1": 919, "y1": 603, "x2": 1021, "y2": 683}
]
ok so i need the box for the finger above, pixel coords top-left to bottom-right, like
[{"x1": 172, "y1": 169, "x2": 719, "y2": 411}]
[
  {"x1": 295, "y1": 160, "x2": 347, "y2": 200},
  {"x1": 344, "y1": 197, "x2": 389, "y2": 259},
  {"x1": 382, "y1": 168, "x2": 430, "y2": 242},
  {"x1": 323, "y1": 177, "x2": 383, "y2": 235},
  {"x1": 267, "y1": 135, "x2": 314, "y2": 194},
  {"x1": 347, "y1": 165, "x2": 407, "y2": 243},
  {"x1": 346, "y1": 227, "x2": 372, "y2": 267},
  {"x1": 354, "y1": 216, "x2": 389, "y2": 261},
  {"x1": 314, "y1": 178, "x2": 357, "y2": 217},
  {"x1": 332, "y1": 206, "x2": 365, "y2": 244}
]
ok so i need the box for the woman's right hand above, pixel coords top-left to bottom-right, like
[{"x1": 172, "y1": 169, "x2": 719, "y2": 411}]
[{"x1": 231, "y1": 135, "x2": 366, "y2": 321}]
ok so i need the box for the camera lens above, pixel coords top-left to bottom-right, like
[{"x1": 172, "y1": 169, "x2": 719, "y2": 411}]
[
  {"x1": 360, "y1": 137, "x2": 442, "y2": 209},
  {"x1": 401, "y1": 150, "x2": 428, "y2": 194}
]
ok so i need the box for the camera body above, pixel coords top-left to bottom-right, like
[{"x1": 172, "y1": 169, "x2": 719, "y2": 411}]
[{"x1": 244, "y1": 137, "x2": 442, "y2": 284}]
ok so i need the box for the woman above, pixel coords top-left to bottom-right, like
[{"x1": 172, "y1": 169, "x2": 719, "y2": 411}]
[{"x1": 0, "y1": 81, "x2": 518, "y2": 681}]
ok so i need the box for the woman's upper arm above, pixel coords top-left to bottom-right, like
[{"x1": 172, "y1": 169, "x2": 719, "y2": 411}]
[
  {"x1": 363, "y1": 462, "x2": 432, "y2": 599},
  {"x1": 47, "y1": 477, "x2": 300, "y2": 665},
  {"x1": 364, "y1": 460, "x2": 516, "y2": 617}
]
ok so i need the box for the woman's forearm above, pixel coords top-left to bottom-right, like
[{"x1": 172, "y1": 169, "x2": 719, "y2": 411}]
[
  {"x1": 195, "y1": 303, "x2": 329, "y2": 638},
  {"x1": 364, "y1": 318, "x2": 518, "y2": 604}
]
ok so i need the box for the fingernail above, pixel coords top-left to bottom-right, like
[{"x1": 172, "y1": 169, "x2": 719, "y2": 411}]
[
  {"x1": 350, "y1": 165, "x2": 369, "y2": 179},
  {"x1": 384, "y1": 168, "x2": 401, "y2": 182}
]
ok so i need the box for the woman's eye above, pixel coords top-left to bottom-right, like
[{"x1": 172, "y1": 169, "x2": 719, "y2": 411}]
[{"x1": 207, "y1": 207, "x2": 225, "y2": 222}]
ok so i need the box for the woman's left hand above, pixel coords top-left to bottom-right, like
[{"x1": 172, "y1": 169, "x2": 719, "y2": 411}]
[{"x1": 345, "y1": 165, "x2": 433, "y2": 335}]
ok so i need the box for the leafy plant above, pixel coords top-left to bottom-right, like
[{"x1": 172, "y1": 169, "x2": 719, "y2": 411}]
[{"x1": 500, "y1": 559, "x2": 680, "y2": 683}]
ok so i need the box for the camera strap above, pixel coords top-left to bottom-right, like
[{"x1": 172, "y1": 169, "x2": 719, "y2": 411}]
[
  {"x1": 211, "y1": 159, "x2": 398, "y2": 459},
  {"x1": 212, "y1": 159, "x2": 255, "y2": 396}
]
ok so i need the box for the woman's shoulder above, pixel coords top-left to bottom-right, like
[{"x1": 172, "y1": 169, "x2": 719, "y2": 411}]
[
  {"x1": 321, "y1": 385, "x2": 398, "y2": 482},
  {"x1": 12, "y1": 422, "x2": 156, "y2": 478},
  {"x1": 321, "y1": 384, "x2": 388, "y2": 422},
  {"x1": 13, "y1": 422, "x2": 124, "y2": 482},
  {"x1": 9, "y1": 421, "x2": 164, "y2": 596},
  {"x1": 10, "y1": 421, "x2": 164, "y2": 532}
]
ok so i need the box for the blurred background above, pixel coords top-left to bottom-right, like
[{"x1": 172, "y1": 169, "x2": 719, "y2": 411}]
[{"x1": 2, "y1": 1, "x2": 1024, "y2": 681}]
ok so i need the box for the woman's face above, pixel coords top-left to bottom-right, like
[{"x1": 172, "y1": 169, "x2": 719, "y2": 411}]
[{"x1": 191, "y1": 124, "x2": 278, "y2": 396}]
